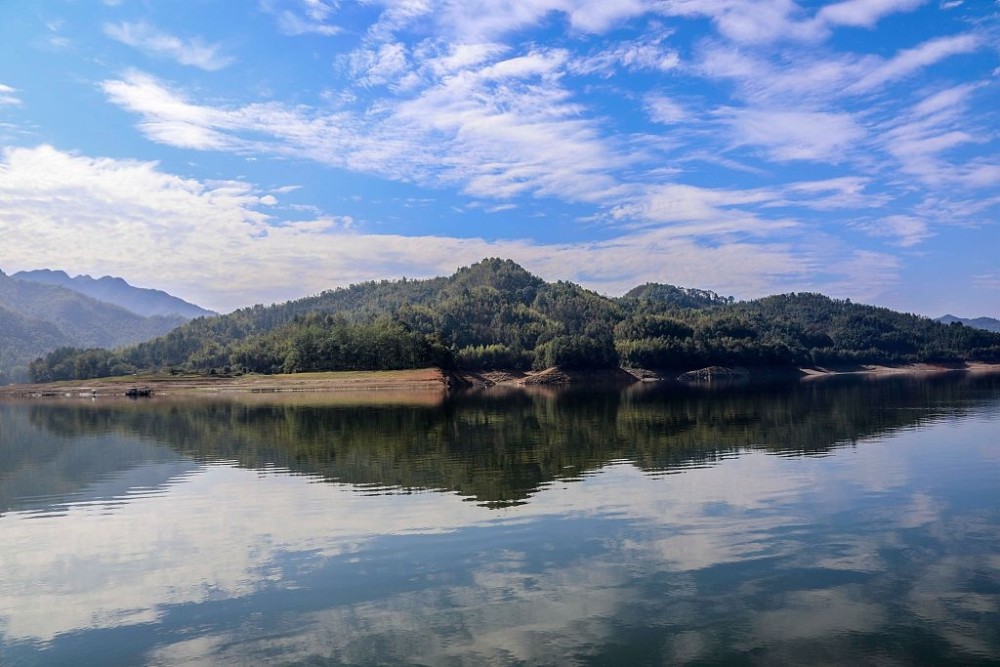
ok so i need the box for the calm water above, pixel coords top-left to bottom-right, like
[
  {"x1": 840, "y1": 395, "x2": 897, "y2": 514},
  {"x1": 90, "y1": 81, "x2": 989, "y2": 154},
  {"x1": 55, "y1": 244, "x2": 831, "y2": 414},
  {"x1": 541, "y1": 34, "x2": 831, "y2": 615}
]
[{"x1": 1, "y1": 374, "x2": 999, "y2": 666}]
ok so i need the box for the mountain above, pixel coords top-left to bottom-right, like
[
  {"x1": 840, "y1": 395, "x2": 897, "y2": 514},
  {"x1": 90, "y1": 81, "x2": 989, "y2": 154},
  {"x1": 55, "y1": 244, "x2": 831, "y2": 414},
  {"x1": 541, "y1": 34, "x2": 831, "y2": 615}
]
[
  {"x1": 936, "y1": 314, "x2": 1000, "y2": 333},
  {"x1": 622, "y1": 283, "x2": 734, "y2": 309},
  {"x1": 12, "y1": 269, "x2": 215, "y2": 318},
  {"x1": 29, "y1": 259, "x2": 1000, "y2": 383},
  {"x1": 0, "y1": 270, "x2": 190, "y2": 384}
]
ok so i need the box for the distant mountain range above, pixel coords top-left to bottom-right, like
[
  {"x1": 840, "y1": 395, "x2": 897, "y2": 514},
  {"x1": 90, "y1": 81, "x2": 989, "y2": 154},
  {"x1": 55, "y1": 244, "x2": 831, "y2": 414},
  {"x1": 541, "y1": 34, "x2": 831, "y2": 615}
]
[
  {"x1": 0, "y1": 268, "x2": 214, "y2": 384},
  {"x1": 12, "y1": 269, "x2": 215, "y2": 319},
  {"x1": 936, "y1": 315, "x2": 1000, "y2": 333}
]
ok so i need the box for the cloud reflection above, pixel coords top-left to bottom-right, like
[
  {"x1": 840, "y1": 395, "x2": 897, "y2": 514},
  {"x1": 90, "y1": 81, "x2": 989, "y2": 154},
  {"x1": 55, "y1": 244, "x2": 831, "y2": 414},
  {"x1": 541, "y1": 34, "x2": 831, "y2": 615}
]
[{"x1": 0, "y1": 383, "x2": 998, "y2": 664}]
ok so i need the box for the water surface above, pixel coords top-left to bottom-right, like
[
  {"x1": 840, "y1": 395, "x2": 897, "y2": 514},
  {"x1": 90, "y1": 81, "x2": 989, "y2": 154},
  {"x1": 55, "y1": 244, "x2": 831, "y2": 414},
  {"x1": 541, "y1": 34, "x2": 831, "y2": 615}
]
[{"x1": 1, "y1": 374, "x2": 999, "y2": 665}]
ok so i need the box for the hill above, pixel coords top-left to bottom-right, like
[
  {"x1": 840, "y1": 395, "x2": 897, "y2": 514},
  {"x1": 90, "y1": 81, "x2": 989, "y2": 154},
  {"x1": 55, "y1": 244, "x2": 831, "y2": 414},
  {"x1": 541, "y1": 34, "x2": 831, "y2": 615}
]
[
  {"x1": 936, "y1": 314, "x2": 1000, "y2": 333},
  {"x1": 12, "y1": 269, "x2": 215, "y2": 319},
  {"x1": 0, "y1": 270, "x2": 189, "y2": 384},
  {"x1": 27, "y1": 258, "x2": 1000, "y2": 383}
]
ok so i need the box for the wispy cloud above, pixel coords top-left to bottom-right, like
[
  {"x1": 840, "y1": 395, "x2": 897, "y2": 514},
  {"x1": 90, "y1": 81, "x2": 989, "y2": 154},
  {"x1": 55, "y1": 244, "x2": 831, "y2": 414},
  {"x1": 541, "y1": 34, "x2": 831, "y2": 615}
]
[
  {"x1": 849, "y1": 33, "x2": 980, "y2": 93},
  {"x1": 347, "y1": 42, "x2": 410, "y2": 87},
  {"x1": 372, "y1": 0, "x2": 663, "y2": 42},
  {"x1": 724, "y1": 108, "x2": 865, "y2": 162},
  {"x1": 817, "y1": 0, "x2": 926, "y2": 29},
  {"x1": 102, "y1": 64, "x2": 627, "y2": 205},
  {"x1": 0, "y1": 83, "x2": 21, "y2": 106},
  {"x1": 857, "y1": 214, "x2": 934, "y2": 247},
  {"x1": 259, "y1": 0, "x2": 342, "y2": 36},
  {"x1": 659, "y1": 0, "x2": 926, "y2": 44},
  {"x1": 104, "y1": 21, "x2": 235, "y2": 71},
  {"x1": 644, "y1": 94, "x2": 686, "y2": 125},
  {"x1": 878, "y1": 81, "x2": 991, "y2": 186},
  {"x1": 0, "y1": 146, "x2": 895, "y2": 311},
  {"x1": 569, "y1": 35, "x2": 681, "y2": 77},
  {"x1": 83, "y1": 0, "x2": 998, "y2": 317},
  {"x1": 972, "y1": 272, "x2": 1000, "y2": 292}
]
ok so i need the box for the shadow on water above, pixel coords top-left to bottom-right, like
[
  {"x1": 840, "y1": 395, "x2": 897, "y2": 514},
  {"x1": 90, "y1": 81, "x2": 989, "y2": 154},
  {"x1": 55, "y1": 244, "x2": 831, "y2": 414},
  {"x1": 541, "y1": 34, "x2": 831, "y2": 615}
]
[{"x1": 3, "y1": 372, "x2": 1000, "y2": 512}]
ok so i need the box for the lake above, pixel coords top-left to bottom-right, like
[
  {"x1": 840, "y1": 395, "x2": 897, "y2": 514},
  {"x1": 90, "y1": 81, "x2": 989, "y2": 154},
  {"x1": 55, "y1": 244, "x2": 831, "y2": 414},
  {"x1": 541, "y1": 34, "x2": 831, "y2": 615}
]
[{"x1": 1, "y1": 373, "x2": 999, "y2": 665}]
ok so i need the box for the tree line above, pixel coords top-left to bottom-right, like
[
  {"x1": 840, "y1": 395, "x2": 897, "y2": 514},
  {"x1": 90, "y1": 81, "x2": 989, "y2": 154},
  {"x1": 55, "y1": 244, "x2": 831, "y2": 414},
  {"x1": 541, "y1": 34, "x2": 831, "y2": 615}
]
[{"x1": 29, "y1": 258, "x2": 1000, "y2": 382}]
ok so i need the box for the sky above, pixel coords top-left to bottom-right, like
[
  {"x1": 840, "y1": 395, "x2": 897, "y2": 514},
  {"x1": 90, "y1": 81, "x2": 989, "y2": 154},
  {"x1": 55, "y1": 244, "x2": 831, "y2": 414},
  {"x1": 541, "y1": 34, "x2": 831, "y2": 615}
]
[{"x1": 0, "y1": 0, "x2": 998, "y2": 316}]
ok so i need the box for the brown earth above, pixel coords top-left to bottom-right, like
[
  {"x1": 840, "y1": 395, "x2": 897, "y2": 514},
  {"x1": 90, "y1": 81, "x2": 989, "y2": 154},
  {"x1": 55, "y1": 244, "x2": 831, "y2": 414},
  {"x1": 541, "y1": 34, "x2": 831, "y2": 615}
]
[
  {"x1": 3, "y1": 363, "x2": 998, "y2": 401},
  {"x1": 0, "y1": 368, "x2": 454, "y2": 400}
]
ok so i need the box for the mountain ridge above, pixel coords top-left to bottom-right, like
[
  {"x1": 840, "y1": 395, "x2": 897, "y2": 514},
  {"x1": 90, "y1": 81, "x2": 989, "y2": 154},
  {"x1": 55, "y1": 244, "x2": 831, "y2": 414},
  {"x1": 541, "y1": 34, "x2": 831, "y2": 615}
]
[
  {"x1": 12, "y1": 269, "x2": 216, "y2": 319},
  {"x1": 0, "y1": 271, "x2": 190, "y2": 384},
  {"x1": 936, "y1": 314, "x2": 1000, "y2": 333},
  {"x1": 25, "y1": 258, "x2": 1000, "y2": 383}
]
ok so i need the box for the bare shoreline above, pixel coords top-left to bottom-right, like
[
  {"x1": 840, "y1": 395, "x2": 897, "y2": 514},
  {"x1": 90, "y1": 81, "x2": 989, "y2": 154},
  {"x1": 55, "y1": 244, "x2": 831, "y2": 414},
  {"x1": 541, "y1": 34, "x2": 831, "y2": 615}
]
[{"x1": 1, "y1": 363, "x2": 998, "y2": 400}]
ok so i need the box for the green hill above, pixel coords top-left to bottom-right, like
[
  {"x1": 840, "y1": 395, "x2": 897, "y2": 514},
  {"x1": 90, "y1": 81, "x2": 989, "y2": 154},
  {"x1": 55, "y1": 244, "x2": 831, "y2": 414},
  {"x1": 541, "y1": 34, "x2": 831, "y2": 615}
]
[
  {"x1": 27, "y1": 259, "x2": 1000, "y2": 382},
  {"x1": 0, "y1": 269, "x2": 187, "y2": 384}
]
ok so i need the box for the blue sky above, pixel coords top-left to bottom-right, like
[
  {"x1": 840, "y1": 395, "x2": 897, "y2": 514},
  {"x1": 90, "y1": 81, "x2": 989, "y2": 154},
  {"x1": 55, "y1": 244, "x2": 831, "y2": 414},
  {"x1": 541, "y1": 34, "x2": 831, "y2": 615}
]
[{"x1": 0, "y1": 0, "x2": 997, "y2": 315}]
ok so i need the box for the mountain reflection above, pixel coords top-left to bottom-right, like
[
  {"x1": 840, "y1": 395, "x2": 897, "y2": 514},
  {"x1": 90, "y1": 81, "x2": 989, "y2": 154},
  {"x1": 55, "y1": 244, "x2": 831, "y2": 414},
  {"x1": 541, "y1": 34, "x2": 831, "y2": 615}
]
[
  {"x1": 6, "y1": 373, "x2": 1000, "y2": 510},
  {"x1": 2, "y1": 374, "x2": 999, "y2": 665}
]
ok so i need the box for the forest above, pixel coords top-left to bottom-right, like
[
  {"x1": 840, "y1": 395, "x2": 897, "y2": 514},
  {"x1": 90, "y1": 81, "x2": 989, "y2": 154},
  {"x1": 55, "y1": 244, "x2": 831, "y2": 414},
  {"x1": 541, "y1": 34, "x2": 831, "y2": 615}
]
[{"x1": 28, "y1": 258, "x2": 1000, "y2": 383}]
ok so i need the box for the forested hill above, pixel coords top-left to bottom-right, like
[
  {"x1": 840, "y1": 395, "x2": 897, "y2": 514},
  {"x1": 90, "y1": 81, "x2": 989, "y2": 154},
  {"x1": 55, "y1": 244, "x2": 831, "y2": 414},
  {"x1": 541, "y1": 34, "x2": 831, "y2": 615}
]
[
  {"x1": 0, "y1": 270, "x2": 188, "y2": 384},
  {"x1": 28, "y1": 258, "x2": 1000, "y2": 382}
]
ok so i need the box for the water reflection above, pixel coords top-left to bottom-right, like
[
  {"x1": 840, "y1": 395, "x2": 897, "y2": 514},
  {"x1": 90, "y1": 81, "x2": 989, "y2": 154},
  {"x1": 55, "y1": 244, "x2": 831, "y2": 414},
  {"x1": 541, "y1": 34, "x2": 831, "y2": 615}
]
[
  {"x1": 0, "y1": 374, "x2": 998, "y2": 665},
  {"x1": 8, "y1": 373, "x2": 1000, "y2": 511}
]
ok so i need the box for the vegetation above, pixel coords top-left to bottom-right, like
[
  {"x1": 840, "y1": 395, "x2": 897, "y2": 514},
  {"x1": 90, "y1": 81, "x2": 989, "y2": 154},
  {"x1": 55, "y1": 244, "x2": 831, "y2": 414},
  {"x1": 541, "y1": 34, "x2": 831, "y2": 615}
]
[
  {"x1": 25, "y1": 258, "x2": 1000, "y2": 383},
  {"x1": 0, "y1": 269, "x2": 188, "y2": 384}
]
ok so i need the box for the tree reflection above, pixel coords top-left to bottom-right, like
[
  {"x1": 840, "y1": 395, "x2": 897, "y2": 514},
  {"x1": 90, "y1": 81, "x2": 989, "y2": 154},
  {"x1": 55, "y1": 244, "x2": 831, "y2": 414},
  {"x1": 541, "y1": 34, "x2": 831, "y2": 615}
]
[{"x1": 7, "y1": 373, "x2": 1000, "y2": 510}]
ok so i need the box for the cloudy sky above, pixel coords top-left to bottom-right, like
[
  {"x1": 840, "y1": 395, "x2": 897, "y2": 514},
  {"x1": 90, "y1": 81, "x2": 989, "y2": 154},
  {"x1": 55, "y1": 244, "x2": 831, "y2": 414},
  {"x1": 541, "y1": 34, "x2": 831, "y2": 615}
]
[{"x1": 0, "y1": 0, "x2": 997, "y2": 315}]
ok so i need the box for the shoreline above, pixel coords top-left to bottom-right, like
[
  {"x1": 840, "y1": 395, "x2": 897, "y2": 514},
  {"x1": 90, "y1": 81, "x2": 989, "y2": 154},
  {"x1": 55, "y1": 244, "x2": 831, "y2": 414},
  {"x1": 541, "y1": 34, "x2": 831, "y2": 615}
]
[{"x1": 2, "y1": 362, "x2": 999, "y2": 400}]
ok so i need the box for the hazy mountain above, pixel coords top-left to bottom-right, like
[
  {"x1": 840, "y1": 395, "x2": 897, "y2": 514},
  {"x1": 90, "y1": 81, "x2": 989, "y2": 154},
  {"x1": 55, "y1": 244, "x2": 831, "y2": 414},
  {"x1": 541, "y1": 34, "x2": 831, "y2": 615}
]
[
  {"x1": 0, "y1": 269, "x2": 189, "y2": 383},
  {"x1": 12, "y1": 269, "x2": 215, "y2": 319},
  {"x1": 936, "y1": 315, "x2": 1000, "y2": 333}
]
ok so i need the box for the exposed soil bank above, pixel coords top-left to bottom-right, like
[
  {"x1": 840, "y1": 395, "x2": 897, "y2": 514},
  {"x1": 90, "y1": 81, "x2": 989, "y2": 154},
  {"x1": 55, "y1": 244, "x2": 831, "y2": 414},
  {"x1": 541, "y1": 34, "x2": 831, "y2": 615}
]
[
  {"x1": 0, "y1": 368, "x2": 454, "y2": 399},
  {"x1": 2, "y1": 363, "x2": 998, "y2": 400}
]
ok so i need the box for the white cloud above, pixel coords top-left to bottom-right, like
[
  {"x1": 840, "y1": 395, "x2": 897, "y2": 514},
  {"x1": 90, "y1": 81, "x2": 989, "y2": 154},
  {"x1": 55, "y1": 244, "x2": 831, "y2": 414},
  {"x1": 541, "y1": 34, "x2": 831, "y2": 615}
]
[
  {"x1": 694, "y1": 42, "x2": 875, "y2": 108},
  {"x1": 779, "y1": 177, "x2": 889, "y2": 210},
  {"x1": 713, "y1": 0, "x2": 822, "y2": 44},
  {"x1": 102, "y1": 71, "x2": 231, "y2": 150},
  {"x1": 696, "y1": 31, "x2": 981, "y2": 112},
  {"x1": 817, "y1": 0, "x2": 926, "y2": 29},
  {"x1": 419, "y1": 42, "x2": 511, "y2": 77},
  {"x1": 570, "y1": 36, "x2": 681, "y2": 76},
  {"x1": 849, "y1": 33, "x2": 980, "y2": 93},
  {"x1": 0, "y1": 145, "x2": 894, "y2": 312},
  {"x1": 653, "y1": 0, "x2": 824, "y2": 45},
  {"x1": 972, "y1": 272, "x2": 1000, "y2": 291},
  {"x1": 644, "y1": 94, "x2": 686, "y2": 124},
  {"x1": 104, "y1": 21, "x2": 235, "y2": 71},
  {"x1": 654, "y1": 0, "x2": 926, "y2": 44},
  {"x1": 859, "y1": 214, "x2": 934, "y2": 247},
  {"x1": 260, "y1": 0, "x2": 342, "y2": 36},
  {"x1": 373, "y1": 0, "x2": 661, "y2": 42},
  {"x1": 102, "y1": 65, "x2": 627, "y2": 205},
  {"x1": 912, "y1": 82, "x2": 981, "y2": 118},
  {"x1": 879, "y1": 82, "x2": 990, "y2": 186},
  {"x1": 348, "y1": 41, "x2": 411, "y2": 87},
  {"x1": 959, "y1": 164, "x2": 1000, "y2": 188},
  {"x1": 0, "y1": 83, "x2": 21, "y2": 106},
  {"x1": 725, "y1": 108, "x2": 865, "y2": 162}
]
